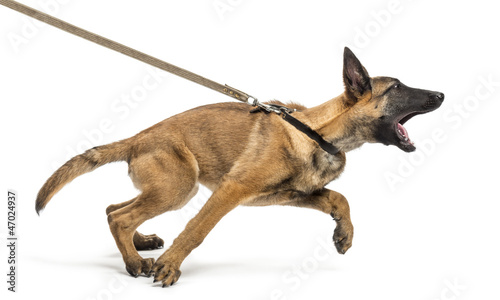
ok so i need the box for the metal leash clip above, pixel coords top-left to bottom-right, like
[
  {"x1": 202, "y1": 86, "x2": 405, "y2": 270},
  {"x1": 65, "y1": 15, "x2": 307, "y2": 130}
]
[{"x1": 251, "y1": 101, "x2": 296, "y2": 116}]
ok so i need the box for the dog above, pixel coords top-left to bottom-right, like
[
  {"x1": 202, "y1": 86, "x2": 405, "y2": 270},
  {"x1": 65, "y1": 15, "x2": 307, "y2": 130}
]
[{"x1": 35, "y1": 47, "x2": 444, "y2": 287}]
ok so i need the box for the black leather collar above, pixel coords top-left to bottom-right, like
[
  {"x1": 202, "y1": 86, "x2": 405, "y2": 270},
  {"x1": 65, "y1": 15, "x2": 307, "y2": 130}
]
[{"x1": 250, "y1": 104, "x2": 340, "y2": 156}]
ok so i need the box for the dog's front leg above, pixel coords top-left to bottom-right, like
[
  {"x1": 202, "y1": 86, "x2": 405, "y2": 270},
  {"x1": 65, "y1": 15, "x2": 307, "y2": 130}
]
[
  {"x1": 282, "y1": 189, "x2": 354, "y2": 254},
  {"x1": 151, "y1": 181, "x2": 252, "y2": 287},
  {"x1": 328, "y1": 191, "x2": 354, "y2": 255}
]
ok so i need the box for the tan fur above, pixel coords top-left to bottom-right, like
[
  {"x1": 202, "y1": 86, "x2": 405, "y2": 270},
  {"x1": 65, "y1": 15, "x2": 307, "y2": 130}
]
[
  {"x1": 36, "y1": 98, "x2": 357, "y2": 285},
  {"x1": 35, "y1": 48, "x2": 442, "y2": 287}
]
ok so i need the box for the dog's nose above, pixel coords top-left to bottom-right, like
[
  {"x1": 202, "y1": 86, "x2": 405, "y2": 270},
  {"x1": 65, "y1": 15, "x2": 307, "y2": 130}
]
[{"x1": 430, "y1": 92, "x2": 445, "y2": 102}]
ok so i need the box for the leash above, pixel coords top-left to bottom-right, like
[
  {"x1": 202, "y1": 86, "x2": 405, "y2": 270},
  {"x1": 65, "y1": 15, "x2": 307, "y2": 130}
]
[
  {"x1": 0, "y1": 0, "x2": 254, "y2": 103},
  {"x1": 0, "y1": 0, "x2": 339, "y2": 156}
]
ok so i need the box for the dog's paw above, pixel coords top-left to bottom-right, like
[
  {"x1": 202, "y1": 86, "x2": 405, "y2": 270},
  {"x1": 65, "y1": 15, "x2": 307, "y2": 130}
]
[
  {"x1": 125, "y1": 257, "x2": 155, "y2": 277},
  {"x1": 133, "y1": 233, "x2": 164, "y2": 251},
  {"x1": 333, "y1": 220, "x2": 353, "y2": 254},
  {"x1": 151, "y1": 259, "x2": 182, "y2": 287}
]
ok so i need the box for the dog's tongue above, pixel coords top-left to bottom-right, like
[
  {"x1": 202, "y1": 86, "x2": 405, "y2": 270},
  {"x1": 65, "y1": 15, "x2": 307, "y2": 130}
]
[{"x1": 397, "y1": 123, "x2": 410, "y2": 141}]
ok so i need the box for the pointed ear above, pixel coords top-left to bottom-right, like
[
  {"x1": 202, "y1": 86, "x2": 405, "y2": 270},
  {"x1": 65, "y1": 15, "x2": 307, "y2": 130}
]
[{"x1": 343, "y1": 47, "x2": 371, "y2": 101}]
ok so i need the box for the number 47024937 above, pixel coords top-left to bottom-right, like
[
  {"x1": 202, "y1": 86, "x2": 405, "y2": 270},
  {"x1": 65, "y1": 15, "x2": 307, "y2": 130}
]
[{"x1": 7, "y1": 191, "x2": 16, "y2": 236}]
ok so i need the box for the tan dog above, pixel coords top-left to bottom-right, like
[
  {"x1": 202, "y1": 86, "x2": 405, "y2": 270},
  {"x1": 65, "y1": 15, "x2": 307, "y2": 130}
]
[{"x1": 36, "y1": 47, "x2": 444, "y2": 287}]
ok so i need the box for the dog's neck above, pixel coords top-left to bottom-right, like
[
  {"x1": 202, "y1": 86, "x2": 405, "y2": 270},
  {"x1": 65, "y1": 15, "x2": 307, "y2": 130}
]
[{"x1": 301, "y1": 94, "x2": 367, "y2": 153}]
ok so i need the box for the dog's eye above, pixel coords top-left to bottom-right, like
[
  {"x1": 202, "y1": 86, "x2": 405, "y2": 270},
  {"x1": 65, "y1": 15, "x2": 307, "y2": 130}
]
[{"x1": 394, "y1": 83, "x2": 401, "y2": 89}]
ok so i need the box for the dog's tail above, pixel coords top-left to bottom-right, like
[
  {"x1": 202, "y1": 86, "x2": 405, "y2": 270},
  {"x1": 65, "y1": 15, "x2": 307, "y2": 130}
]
[{"x1": 35, "y1": 139, "x2": 131, "y2": 215}]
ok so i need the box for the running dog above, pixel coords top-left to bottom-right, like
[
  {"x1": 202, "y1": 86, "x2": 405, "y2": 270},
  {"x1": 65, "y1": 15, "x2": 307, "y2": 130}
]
[{"x1": 36, "y1": 47, "x2": 444, "y2": 287}]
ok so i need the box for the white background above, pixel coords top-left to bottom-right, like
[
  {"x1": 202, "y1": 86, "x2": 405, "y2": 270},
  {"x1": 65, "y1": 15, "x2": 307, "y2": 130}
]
[{"x1": 1, "y1": 0, "x2": 499, "y2": 299}]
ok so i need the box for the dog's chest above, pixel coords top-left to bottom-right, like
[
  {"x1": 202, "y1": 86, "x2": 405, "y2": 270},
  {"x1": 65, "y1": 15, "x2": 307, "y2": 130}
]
[{"x1": 289, "y1": 151, "x2": 346, "y2": 193}]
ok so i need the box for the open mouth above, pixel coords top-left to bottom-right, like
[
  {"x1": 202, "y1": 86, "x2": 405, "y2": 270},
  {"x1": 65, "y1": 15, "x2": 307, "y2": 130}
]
[
  {"x1": 393, "y1": 111, "x2": 427, "y2": 151},
  {"x1": 396, "y1": 122, "x2": 413, "y2": 145},
  {"x1": 378, "y1": 88, "x2": 444, "y2": 152}
]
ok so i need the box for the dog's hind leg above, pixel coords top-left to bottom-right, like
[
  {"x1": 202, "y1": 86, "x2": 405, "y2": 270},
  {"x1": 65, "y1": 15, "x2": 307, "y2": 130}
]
[
  {"x1": 106, "y1": 199, "x2": 165, "y2": 251},
  {"x1": 107, "y1": 147, "x2": 199, "y2": 277}
]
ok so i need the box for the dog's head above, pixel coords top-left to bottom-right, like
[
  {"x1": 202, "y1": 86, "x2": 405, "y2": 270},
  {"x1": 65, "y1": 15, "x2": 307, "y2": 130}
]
[{"x1": 341, "y1": 47, "x2": 444, "y2": 152}]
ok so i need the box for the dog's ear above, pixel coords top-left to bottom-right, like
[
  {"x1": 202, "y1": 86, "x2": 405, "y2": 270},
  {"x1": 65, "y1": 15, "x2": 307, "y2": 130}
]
[{"x1": 343, "y1": 47, "x2": 371, "y2": 101}]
